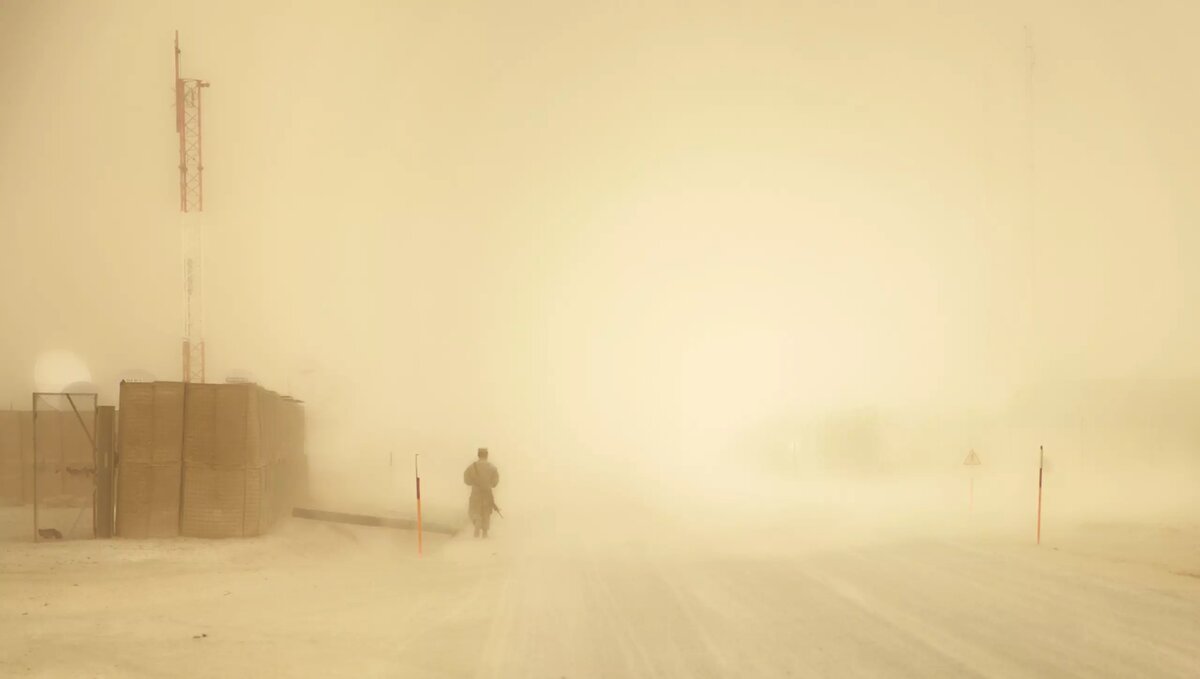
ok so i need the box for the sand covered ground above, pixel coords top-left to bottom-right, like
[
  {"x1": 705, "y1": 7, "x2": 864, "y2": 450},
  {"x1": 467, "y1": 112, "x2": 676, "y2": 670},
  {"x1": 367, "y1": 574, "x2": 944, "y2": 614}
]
[{"x1": 2, "y1": 509, "x2": 1198, "y2": 678}]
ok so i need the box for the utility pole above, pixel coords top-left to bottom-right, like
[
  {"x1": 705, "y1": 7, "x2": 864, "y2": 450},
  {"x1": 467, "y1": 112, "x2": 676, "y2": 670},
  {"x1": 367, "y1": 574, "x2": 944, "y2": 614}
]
[{"x1": 175, "y1": 31, "x2": 209, "y2": 383}]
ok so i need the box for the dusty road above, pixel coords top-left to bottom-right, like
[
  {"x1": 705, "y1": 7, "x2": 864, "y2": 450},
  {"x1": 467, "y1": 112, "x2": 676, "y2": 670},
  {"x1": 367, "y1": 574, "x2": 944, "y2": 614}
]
[{"x1": 2, "y1": 518, "x2": 1199, "y2": 678}]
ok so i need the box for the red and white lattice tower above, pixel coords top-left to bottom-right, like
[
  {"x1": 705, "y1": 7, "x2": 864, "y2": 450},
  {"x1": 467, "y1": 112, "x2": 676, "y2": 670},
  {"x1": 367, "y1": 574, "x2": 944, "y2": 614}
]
[{"x1": 175, "y1": 31, "x2": 209, "y2": 383}]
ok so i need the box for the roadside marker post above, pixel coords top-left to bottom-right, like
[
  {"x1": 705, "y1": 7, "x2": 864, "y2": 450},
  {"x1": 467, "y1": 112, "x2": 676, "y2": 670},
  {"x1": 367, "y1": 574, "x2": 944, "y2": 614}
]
[
  {"x1": 1036, "y1": 445, "x2": 1044, "y2": 545},
  {"x1": 415, "y1": 454, "x2": 423, "y2": 557},
  {"x1": 963, "y1": 449, "x2": 981, "y2": 512}
]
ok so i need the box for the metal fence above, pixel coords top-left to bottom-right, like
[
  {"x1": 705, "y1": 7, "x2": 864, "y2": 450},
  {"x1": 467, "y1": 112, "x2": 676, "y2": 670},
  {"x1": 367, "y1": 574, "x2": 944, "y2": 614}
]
[{"x1": 32, "y1": 392, "x2": 98, "y2": 541}]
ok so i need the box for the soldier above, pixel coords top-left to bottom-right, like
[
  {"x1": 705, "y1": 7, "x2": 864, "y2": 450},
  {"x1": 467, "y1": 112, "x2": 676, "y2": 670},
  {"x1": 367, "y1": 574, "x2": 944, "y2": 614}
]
[{"x1": 463, "y1": 447, "x2": 500, "y2": 538}]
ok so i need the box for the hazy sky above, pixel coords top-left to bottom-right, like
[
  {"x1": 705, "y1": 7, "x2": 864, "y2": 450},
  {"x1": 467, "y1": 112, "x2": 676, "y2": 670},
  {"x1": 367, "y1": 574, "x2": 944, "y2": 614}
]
[{"x1": 2, "y1": 1, "x2": 1199, "y2": 468}]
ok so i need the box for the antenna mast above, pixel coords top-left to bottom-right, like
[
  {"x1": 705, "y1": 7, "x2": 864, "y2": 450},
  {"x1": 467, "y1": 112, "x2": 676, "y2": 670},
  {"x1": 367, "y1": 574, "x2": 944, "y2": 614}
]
[{"x1": 175, "y1": 31, "x2": 209, "y2": 383}]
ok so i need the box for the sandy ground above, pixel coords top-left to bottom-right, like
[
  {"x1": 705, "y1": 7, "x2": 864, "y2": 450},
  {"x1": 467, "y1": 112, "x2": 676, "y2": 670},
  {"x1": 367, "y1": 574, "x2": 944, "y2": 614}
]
[
  {"x1": 2, "y1": 512, "x2": 1199, "y2": 678},
  {"x1": 2, "y1": 505, "x2": 94, "y2": 541}
]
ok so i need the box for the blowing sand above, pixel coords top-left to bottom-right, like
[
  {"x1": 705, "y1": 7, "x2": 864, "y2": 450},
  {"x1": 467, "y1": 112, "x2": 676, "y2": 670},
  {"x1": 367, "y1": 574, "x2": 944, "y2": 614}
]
[{"x1": 2, "y1": 513, "x2": 1199, "y2": 678}]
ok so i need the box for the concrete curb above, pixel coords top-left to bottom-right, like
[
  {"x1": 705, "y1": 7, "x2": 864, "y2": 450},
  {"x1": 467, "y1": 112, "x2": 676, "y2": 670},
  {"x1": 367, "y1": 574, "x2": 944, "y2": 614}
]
[{"x1": 291, "y1": 507, "x2": 459, "y2": 535}]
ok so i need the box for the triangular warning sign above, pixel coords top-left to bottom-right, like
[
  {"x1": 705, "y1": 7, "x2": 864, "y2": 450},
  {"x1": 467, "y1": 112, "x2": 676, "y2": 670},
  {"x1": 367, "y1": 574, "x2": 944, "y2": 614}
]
[{"x1": 963, "y1": 449, "x2": 982, "y2": 466}]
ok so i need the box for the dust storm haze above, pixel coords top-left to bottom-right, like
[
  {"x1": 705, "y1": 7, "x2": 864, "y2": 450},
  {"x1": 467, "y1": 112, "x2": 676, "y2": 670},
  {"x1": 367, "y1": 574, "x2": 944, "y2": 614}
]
[{"x1": 3, "y1": 2, "x2": 1200, "y2": 677}]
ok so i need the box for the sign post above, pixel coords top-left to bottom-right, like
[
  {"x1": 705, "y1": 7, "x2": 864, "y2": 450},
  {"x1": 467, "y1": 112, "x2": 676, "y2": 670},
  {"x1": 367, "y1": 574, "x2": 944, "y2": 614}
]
[{"x1": 963, "y1": 449, "x2": 981, "y2": 511}]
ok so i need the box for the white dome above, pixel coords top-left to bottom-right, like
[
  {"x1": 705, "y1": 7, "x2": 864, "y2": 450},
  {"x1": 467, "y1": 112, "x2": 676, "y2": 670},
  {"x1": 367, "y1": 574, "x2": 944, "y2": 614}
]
[{"x1": 33, "y1": 351, "x2": 92, "y2": 393}]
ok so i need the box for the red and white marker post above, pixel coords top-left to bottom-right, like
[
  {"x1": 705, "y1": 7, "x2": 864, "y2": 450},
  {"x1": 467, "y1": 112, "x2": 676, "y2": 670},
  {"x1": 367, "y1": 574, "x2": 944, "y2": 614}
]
[
  {"x1": 415, "y1": 454, "x2": 423, "y2": 557},
  {"x1": 963, "y1": 449, "x2": 981, "y2": 512}
]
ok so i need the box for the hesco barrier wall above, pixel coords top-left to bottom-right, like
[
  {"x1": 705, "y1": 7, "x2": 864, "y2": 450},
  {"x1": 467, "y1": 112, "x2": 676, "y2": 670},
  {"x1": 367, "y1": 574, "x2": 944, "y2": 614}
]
[
  {"x1": 115, "y1": 382, "x2": 306, "y2": 539},
  {"x1": 0, "y1": 412, "x2": 27, "y2": 506},
  {"x1": 115, "y1": 383, "x2": 184, "y2": 538}
]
